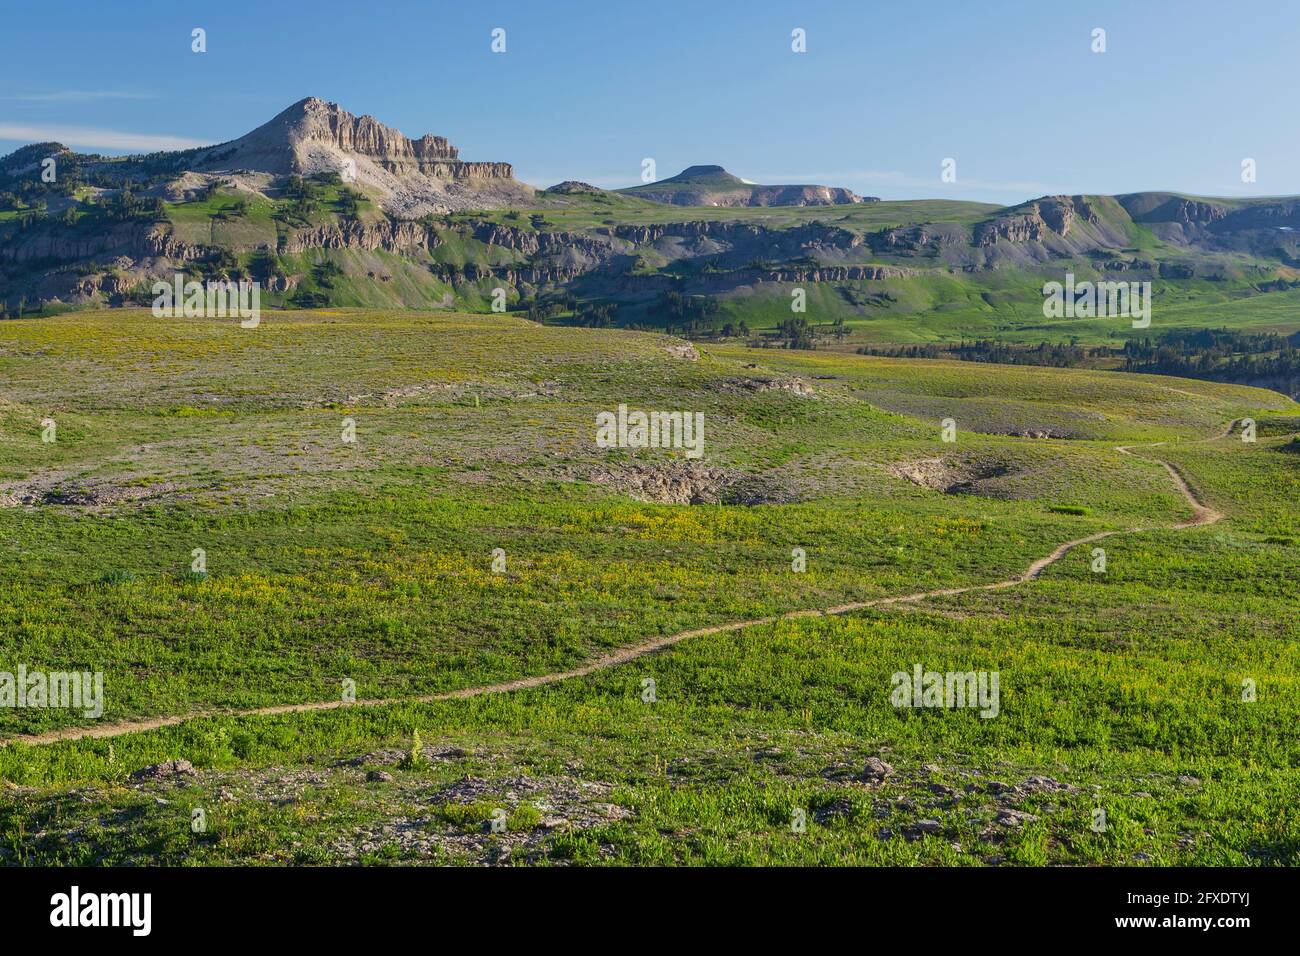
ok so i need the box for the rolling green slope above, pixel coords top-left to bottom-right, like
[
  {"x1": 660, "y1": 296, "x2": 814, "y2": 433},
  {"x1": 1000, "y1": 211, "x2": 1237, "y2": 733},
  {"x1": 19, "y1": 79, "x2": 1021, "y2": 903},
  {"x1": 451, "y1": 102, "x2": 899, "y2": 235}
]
[{"x1": 0, "y1": 310, "x2": 1296, "y2": 866}]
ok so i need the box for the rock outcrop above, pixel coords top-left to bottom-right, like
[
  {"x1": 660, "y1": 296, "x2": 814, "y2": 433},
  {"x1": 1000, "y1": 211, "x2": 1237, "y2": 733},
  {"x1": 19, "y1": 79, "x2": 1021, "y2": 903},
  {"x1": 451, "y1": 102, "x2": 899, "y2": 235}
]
[
  {"x1": 278, "y1": 220, "x2": 434, "y2": 255},
  {"x1": 190, "y1": 97, "x2": 531, "y2": 216},
  {"x1": 194, "y1": 97, "x2": 513, "y2": 180},
  {"x1": 589, "y1": 461, "x2": 797, "y2": 506},
  {"x1": 0, "y1": 223, "x2": 204, "y2": 264},
  {"x1": 622, "y1": 165, "x2": 872, "y2": 207},
  {"x1": 545, "y1": 181, "x2": 606, "y2": 195},
  {"x1": 975, "y1": 196, "x2": 1099, "y2": 246}
]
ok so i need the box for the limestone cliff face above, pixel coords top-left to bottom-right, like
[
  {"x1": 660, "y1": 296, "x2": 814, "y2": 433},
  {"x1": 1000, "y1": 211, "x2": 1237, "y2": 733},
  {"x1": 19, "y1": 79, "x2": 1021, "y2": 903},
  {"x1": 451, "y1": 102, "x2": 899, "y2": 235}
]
[
  {"x1": 747, "y1": 184, "x2": 864, "y2": 206},
  {"x1": 875, "y1": 223, "x2": 967, "y2": 251},
  {"x1": 467, "y1": 221, "x2": 618, "y2": 259},
  {"x1": 1217, "y1": 199, "x2": 1300, "y2": 231},
  {"x1": 611, "y1": 219, "x2": 861, "y2": 249},
  {"x1": 765, "y1": 264, "x2": 909, "y2": 280},
  {"x1": 301, "y1": 110, "x2": 459, "y2": 162},
  {"x1": 975, "y1": 213, "x2": 1049, "y2": 246},
  {"x1": 1135, "y1": 197, "x2": 1228, "y2": 227},
  {"x1": 631, "y1": 182, "x2": 865, "y2": 208},
  {"x1": 0, "y1": 223, "x2": 203, "y2": 264},
  {"x1": 195, "y1": 97, "x2": 515, "y2": 182},
  {"x1": 622, "y1": 165, "x2": 871, "y2": 207},
  {"x1": 0, "y1": 223, "x2": 138, "y2": 263},
  {"x1": 420, "y1": 160, "x2": 515, "y2": 180},
  {"x1": 288, "y1": 100, "x2": 514, "y2": 179},
  {"x1": 430, "y1": 260, "x2": 911, "y2": 293},
  {"x1": 277, "y1": 220, "x2": 436, "y2": 255},
  {"x1": 975, "y1": 196, "x2": 1101, "y2": 247},
  {"x1": 183, "y1": 97, "x2": 530, "y2": 216},
  {"x1": 432, "y1": 263, "x2": 587, "y2": 285}
]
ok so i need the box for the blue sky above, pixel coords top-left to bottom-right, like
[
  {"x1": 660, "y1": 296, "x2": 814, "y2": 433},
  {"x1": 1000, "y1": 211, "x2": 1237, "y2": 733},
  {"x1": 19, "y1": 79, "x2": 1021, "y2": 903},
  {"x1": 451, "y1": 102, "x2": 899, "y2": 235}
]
[{"x1": 2, "y1": 0, "x2": 1297, "y2": 205}]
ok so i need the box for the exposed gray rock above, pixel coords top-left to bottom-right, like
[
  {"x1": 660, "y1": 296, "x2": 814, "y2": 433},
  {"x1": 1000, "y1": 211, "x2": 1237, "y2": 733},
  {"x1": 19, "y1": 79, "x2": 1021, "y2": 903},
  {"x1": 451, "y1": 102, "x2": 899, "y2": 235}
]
[
  {"x1": 995, "y1": 808, "x2": 1038, "y2": 827},
  {"x1": 905, "y1": 819, "x2": 942, "y2": 838},
  {"x1": 130, "y1": 759, "x2": 195, "y2": 781},
  {"x1": 861, "y1": 757, "x2": 895, "y2": 785},
  {"x1": 589, "y1": 461, "x2": 797, "y2": 506}
]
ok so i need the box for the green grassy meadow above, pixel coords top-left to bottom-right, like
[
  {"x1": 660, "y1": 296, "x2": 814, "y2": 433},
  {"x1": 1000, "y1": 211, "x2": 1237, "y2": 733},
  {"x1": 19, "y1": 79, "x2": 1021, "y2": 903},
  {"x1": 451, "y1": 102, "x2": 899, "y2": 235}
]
[{"x1": 0, "y1": 308, "x2": 1296, "y2": 866}]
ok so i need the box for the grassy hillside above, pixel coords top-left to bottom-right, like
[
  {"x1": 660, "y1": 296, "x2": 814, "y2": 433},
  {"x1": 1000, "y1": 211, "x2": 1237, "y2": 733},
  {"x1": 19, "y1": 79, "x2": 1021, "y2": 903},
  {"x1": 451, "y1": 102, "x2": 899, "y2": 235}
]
[
  {"x1": 10, "y1": 159, "x2": 1300, "y2": 369},
  {"x1": 1, "y1": 309, "x2": 1296, "y2": 866},
  {"x1": 714, "y1": 276, "x2": 1300, "y2": 345}
]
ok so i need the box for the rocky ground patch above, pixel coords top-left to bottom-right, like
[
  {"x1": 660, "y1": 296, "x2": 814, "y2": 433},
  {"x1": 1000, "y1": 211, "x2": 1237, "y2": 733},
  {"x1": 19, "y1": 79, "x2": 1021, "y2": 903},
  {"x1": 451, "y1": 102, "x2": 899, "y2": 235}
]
[
  {"x1": 588, "y1": 460, "x2": 798, "y2": 505},
  {"x1": 0, "y1": 474, "x2": 184, "y2": 510},
  {"x1": 333, "y1": 774, "x2": 632, "y2": 865},
  {"x1": 887, "y1": 455, "x2": 1017, "y2": 495},
  {"x1": 714, "y1": 374, "x2": 815, "y2": 398}
]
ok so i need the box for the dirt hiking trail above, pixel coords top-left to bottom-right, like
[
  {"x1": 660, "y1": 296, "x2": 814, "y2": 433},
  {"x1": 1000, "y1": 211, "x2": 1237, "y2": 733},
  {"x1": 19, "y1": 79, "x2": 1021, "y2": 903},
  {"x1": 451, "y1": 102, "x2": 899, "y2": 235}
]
[{"x1": 9, "y1": 422, "x2": 1241, "y2": 747}]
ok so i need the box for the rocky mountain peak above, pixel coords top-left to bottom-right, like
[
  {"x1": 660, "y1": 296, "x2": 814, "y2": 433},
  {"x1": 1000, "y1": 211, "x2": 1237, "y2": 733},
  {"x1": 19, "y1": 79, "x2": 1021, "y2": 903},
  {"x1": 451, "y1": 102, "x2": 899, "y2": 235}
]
[
  {"x1": 278, "y1": 97, "x2": 460, "y2": 163},
  {"x1": 184, "y1": 97, "x2": 529, "y2": 217},
  {"x1": 622, "y1": 164, "x2": 868, "y2": 207}
]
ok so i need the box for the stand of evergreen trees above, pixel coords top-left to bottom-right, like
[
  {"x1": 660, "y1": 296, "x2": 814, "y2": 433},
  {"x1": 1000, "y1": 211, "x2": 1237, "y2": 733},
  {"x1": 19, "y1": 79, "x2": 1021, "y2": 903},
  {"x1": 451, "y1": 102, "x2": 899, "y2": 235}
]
[{"x1": 859, "y1": 329, "x2": 1300, "y2": 396}]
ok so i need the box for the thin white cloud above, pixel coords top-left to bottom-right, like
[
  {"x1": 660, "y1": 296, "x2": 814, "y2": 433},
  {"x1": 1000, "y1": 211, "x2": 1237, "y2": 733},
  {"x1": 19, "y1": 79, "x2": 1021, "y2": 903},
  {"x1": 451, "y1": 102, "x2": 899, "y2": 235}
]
[
  {"x1": 0, "y1": 123, "x2": 209, "y2": 152},
  {"x1": 3, "y1": 90, "x2": 157, "y2": 103}
]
